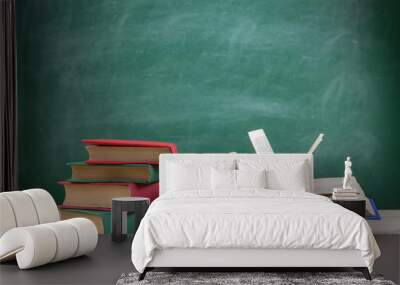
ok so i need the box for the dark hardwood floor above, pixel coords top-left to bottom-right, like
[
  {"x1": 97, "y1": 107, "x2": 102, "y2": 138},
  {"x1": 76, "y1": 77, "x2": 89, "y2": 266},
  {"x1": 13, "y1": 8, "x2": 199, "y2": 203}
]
[
  {"x1": 0, "y1": 235, "x2": 134, "y2": 285},
  {"x1": 1, "y1": 233, "x2": 397, "y2": 284}
]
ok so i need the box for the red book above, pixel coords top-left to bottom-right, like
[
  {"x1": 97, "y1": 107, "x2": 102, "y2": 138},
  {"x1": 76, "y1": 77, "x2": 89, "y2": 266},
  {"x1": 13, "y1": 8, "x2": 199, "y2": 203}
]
[
  {"x1": 83, "y1": 139, "x2": 178, "y2": 165},
  {"x1": 59, "y1": 181, "x2": 159, "y2": 210}
]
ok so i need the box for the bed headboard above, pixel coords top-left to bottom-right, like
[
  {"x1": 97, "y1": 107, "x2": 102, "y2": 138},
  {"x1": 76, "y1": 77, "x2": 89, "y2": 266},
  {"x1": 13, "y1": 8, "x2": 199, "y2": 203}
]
[{"x1": 159, "y1": 153, "x2": 314, "y2": 195}]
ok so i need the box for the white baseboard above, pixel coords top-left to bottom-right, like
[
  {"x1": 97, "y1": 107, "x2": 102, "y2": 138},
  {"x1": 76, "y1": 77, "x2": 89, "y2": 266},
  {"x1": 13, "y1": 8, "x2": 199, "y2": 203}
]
[
  {"x1": 368, "y1": 210, "x2": 400, "y2": 235},
  {"x1": 379, "y1": 210, "x2": 400, "y2": 217}
]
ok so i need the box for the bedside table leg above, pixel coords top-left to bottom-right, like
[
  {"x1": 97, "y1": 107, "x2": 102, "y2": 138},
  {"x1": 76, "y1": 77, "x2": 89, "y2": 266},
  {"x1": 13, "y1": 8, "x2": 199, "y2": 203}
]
[{"x1": 112, "y1": 201, "x2": 123, "y2": 242}]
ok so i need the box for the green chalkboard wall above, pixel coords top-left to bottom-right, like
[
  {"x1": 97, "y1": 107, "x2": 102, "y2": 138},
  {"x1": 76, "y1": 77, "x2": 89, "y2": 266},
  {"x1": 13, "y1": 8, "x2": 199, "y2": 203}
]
[{"x1": 17, "y1": 0, "x2": 400, "y2": 208}]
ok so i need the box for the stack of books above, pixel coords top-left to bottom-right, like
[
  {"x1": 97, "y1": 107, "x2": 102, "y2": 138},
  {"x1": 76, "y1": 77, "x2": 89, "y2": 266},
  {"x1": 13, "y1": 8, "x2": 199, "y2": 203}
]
[
  {"x1": 332, "y1": 187, "x2": 362, "y2": 200},
  {"x1": 59, "y1": 139, "x2": 177, "y2": 234}
]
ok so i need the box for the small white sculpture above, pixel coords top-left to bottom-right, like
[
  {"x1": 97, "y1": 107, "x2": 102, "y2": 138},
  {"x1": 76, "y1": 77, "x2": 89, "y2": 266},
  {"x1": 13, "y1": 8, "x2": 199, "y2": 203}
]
[{"x1": 343, "y1": 156, "x2": 353, "y2": 190}]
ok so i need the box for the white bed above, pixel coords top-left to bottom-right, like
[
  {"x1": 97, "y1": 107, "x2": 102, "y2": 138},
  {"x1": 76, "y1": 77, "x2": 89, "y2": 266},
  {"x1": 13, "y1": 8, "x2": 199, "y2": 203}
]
[{"x1": 131, "y1": 154, "x2": 380, "y2": 280}]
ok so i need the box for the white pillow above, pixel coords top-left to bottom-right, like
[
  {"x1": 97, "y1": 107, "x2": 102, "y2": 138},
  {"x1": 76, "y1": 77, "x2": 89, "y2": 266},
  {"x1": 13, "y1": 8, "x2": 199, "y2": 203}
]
[
  {"x1": 236, "y1": 169, "x2": 267, "y2": 189},
  {"x1": 167, "y1": 163, "x2": 211, "y2": 191},
  {"x1": 211, "y1": 168, "x2": 236, "y2": 190},
  {"x1": 266, "y1": 164, "x2": 307, "y2": 191},
  {"x1": 166, "y1": 159, "x2": 236, "y2": 193},
  {"x1": 211, "y1": 168, "x2": 268, "y2": 191},
  {"x1": 238, "y1": 158, "x2": 310, "y2": 192}
]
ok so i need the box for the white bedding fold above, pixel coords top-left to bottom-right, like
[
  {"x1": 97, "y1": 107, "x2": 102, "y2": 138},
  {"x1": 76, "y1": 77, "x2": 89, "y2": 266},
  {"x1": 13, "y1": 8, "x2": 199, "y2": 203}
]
[{"x1": 131, "y1": 190, "x2": 380, "y2": 272}]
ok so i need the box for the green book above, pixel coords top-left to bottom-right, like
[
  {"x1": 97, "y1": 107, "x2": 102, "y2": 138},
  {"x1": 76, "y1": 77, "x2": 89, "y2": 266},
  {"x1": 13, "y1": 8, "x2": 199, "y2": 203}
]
[{"x1": 67, "y1": 162, "x2": 158, "y2": 184}]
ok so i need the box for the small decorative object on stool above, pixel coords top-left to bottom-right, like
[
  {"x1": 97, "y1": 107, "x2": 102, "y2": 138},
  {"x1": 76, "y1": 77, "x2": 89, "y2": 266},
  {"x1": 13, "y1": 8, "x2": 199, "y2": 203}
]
[
  {"x1": 332, "y1": 157, "x2": 362, "y2": 201},
  {"x1": 112, "y1": 197, "x2": 150, "y2": 242}
]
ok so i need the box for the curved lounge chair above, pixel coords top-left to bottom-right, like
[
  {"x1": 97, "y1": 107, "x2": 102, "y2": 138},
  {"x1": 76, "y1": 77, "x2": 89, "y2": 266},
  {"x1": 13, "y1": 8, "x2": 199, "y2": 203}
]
[{"x1": 0, "y1": 189, "x2": 98, "y2": 269}]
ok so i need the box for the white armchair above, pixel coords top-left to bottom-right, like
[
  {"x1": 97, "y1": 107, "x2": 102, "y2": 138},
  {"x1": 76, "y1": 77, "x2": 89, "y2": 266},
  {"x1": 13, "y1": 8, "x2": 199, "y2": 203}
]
[{"x1": 0, "y1": 189, "x2": 98, "y2": 269}]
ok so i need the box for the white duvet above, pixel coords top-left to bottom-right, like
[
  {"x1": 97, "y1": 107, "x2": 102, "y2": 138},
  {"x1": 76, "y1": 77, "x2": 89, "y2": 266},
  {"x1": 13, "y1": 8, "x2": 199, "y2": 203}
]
[{"x1": 131, "y1": 190, "x2": 380, "y2": 273}]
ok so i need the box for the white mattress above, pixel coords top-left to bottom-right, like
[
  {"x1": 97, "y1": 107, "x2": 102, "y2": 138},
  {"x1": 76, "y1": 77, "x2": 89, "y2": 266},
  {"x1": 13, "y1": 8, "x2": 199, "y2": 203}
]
[{"x1": 131, "y1": 190, "x2": 380, "y2": 273}]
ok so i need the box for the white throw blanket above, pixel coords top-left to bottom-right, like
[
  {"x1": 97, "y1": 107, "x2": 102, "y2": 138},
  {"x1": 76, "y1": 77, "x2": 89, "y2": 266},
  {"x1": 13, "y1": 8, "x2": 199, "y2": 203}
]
[{"x1": 131, "y1": 190, "x2": 380, "y2": 272}]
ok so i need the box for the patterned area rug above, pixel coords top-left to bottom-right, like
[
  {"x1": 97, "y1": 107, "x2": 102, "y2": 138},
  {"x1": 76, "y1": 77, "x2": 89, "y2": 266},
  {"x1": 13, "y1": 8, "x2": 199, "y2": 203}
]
[{"x1": 116, "y1": 272, "x2": 396, "y2": 285}]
